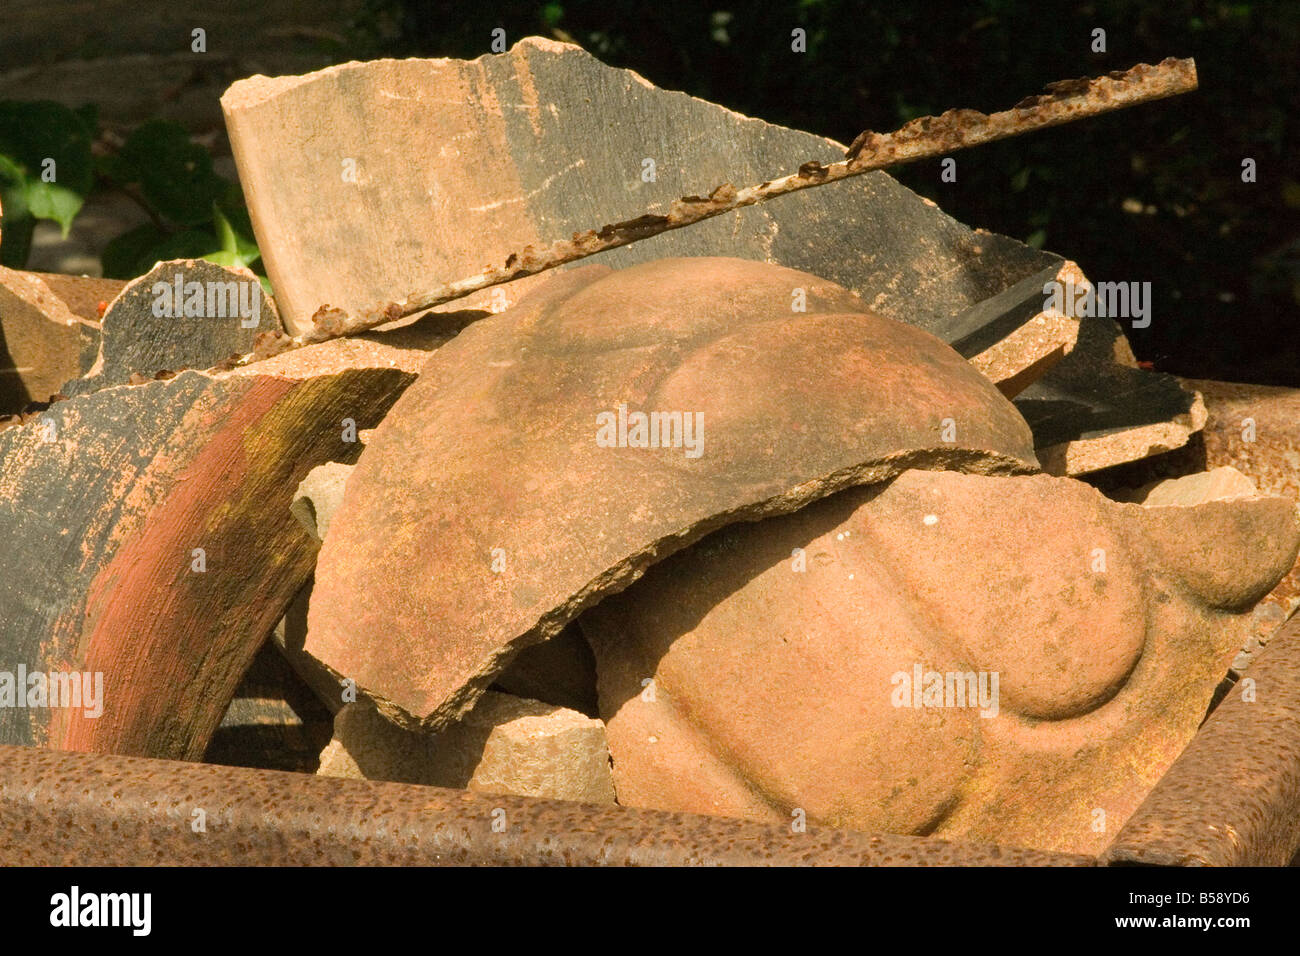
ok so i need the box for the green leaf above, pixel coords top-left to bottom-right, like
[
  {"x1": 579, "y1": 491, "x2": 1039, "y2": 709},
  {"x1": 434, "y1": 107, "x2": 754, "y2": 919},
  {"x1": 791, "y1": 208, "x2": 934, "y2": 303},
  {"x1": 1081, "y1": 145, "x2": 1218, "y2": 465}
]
[
  {"x1": 213, "y1": 202, "x2": 238, "y2": 255},
  {"x1": 0, "y1": 100, "x2": 95, "y2": 237},
  {"x1": 211, "y1": 199, "x2": 261, "y2": 267},
  {"x1": 115, "y1": 120, "x2": 229, "y2": 227},
  {"x1": 25, "y1": 182, "x2": 86, "y2": 235}
]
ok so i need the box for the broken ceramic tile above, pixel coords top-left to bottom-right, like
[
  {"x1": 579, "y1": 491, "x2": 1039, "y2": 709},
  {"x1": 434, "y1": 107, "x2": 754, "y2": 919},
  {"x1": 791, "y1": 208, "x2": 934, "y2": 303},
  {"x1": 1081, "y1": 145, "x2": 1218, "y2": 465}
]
[
  {"x1": 64, "y1": 259, "x2": 282, "y2": 396},
  {"x1": 305, "y1": 257, "x2": 1040, "y2": 731},
  {"x1": 0, "y1": 266, "x2": 111, "y2": 411},
  {"x1": 222, "y1": 36, "x2": 1066, "y2": 396},
  {"x1": 1016, "y1": 312, "x2": 1206, "y2": 475},
  {"x1": 0, "y1": 328, "x2": 447, "y2": 759}
]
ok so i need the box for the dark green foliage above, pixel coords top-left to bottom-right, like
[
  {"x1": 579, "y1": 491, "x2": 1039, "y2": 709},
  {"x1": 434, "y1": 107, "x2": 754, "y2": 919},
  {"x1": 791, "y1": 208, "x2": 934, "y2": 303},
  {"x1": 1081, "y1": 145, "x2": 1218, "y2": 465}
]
[{"x1": 0, "y1": 108, "x2": 264, "y2": 285}]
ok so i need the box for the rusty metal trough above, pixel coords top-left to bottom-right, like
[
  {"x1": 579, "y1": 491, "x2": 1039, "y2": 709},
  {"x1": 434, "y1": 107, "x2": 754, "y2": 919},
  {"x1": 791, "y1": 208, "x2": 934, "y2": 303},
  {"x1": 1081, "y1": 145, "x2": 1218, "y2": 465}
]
[{"x1": 1, "y1": 613, "x2": 1296, "y2": 867}]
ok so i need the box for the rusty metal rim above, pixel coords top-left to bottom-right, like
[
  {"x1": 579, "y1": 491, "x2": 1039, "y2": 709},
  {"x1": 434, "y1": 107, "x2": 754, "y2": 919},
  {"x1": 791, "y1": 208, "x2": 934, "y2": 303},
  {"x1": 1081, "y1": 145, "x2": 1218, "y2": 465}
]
[
  {"x1": 1102, "y1": 612, "x2": 1300, "y2": 866},
  {"x1": 0, "y1": 744, "x2": 1092, "y2": 866}
]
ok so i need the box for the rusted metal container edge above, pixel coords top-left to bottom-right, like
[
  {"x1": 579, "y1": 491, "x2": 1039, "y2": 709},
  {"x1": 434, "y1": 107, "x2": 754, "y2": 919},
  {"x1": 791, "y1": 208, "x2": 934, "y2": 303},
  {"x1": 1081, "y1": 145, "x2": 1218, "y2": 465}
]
[
  {"x1": 0, "y1": 745, "x2": 1092, "y2": 866},
  {"x1": 1103, "y1": 613, "x2": 1300, "y2": 866}
]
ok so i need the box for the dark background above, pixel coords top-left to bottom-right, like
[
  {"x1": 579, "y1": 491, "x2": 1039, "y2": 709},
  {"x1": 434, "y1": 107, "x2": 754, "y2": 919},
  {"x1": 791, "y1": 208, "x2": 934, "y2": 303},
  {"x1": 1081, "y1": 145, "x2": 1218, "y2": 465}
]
[{"x1": 360, "y1": 0, "x2": 1300, "y2": 386}]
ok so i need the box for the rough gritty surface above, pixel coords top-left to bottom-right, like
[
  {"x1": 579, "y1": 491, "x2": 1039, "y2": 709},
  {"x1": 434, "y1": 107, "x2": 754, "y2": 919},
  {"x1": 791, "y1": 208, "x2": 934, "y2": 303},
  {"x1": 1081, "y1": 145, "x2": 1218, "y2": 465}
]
[
  {"x1": 0, "y1": 743, "x2": 1095, "y2": 866},
  {"x1": 287, "y1": 459, "x2": 601, "y2": 714},
  {"x1": 65, "y1": 259, "x2": 281, "y2": 395},
  {"x1": 1183, "y1": 379, "x2": 1300, "y2": 623},
  {"x1": 0, "y1": 266, "x2": 106, "y2": 411},
  {"x1": 0, "y1": 325, "x2": 447, "y2": 759},
  {"x1": 318, "y1": 691, "x2": 615, "y2": 804},
  {"x1": 290, "y1": 461, "x2": 353, "y2": 543},
  {"x1": 582, "y1": 469, "x2": 1300, "y2": 856},
  {"x1": 1101, "y1": 612, "x2": 1300, "y2": 866},
  {"x1": 1124, "y1": 465, "x2": 1260, "y2": 508},
  {"x1": 306, "y1": 258, "x2": 1040, "y2": 731},
  {"x1": 947, "y1": 262, "x2": 1080, "y2": 398},
  {"x1": 1016, "y1": 314, "x2": 1205, "y2": 474},
  {"x1": 223, "y1": 36, "x2": 1057, "y2": 357}
]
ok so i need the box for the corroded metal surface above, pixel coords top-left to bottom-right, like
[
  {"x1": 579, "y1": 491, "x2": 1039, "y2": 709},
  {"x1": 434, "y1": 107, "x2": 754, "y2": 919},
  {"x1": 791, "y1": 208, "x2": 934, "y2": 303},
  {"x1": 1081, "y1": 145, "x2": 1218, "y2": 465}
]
[
  {"x1": 1102, "y1": 613, "x2": 1300, "y2": 866},
  {"x1": 0, "y1": 745, "x2": 1093, "y2": 866}
]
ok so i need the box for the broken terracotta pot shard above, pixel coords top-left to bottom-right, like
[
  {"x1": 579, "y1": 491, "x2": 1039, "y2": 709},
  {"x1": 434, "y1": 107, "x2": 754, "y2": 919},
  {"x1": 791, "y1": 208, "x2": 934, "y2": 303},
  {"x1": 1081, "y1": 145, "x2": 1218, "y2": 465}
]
[
  {"x1": 223, "y1": 35, "x2": 1072, "y2": 398},
  {"x1": 581, "y1": 469, "x2": 1300, "y2": 855},
  {"x1": 0, "y1": 324, "x2": 452, "y2": 761},
  {"x1": 65, "y1": 259, "x2": 283, "y2": 397},
  {"x1": 305, "y1": 256, "x2": 1040, "y2": 734},
  {"x1": 0, "y1": 266, "x2": 114, "y2": 413}
]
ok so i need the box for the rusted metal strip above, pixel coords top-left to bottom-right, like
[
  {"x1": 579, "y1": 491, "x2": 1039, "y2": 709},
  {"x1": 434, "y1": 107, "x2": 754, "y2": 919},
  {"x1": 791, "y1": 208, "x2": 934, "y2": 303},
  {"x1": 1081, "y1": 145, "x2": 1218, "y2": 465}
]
[
  {"x1": 239, "y1": 56, "x2": 1197, "y2": 363},
  {"x1": 1102, "y1": 613, "x2": 1300, "y2": 866},
  {"x1": 0, "y1": 745, "x2": 1092, "y2": 866}
]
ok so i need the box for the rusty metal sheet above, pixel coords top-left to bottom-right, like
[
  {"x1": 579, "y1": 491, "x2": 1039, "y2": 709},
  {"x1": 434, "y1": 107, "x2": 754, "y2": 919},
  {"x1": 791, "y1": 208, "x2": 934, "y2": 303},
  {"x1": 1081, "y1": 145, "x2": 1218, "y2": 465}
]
[
  {"x1": 0, "y1": 744, "x2": 1093, "y2": 866},
  {"x1": 1101, "y1": 613, "x2": 1300, "y2": 866}
]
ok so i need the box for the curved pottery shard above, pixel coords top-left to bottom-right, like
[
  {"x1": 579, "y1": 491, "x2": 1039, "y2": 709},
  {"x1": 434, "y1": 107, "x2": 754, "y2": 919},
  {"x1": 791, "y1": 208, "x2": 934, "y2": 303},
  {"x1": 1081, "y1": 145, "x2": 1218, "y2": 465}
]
[
  {"x1": 307, "y1": 257, "x2": 1040, "y2": 729},
  {"x1": 582, "y1": 470, "x2": 1300, "y2": 856},
  {"x1": 0, "y1": 333, "x2": 447, "y2": 760}
]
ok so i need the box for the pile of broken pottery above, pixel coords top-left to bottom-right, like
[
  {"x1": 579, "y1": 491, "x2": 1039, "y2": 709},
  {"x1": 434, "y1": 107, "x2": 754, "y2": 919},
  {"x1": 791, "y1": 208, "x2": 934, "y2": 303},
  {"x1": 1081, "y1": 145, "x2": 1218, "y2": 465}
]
[{"x1": 2, "y1": 38, "x2": 1298, "y2": 860}]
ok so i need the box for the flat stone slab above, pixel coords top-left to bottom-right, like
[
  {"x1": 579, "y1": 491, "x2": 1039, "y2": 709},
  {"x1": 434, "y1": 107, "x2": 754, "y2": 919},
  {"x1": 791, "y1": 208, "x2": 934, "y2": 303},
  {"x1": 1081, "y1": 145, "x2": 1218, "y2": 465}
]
[
  {"x1": 222, "y1": 36, "x2": 1067, "y2": 395},
  {"x1": 582, "y1": 469, "x2": 1300, "y2": 855},
  {"x1": 0, "y1": 328, "x2": 448, "y2": 760},
  {"x1": 306, "y1": 257, "x2": 1040, "y2": 731}
]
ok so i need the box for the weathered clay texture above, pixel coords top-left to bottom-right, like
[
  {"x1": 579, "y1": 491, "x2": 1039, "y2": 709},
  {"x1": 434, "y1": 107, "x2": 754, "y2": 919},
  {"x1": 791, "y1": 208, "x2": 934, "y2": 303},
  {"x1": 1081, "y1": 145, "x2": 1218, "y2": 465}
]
[
  {"x1": 0, "y1": 328, "x2": 450, "y2": 759},
  {"x1": 318, "y1": 692, "x2": 615, "y2": 804},
  {"x1": 1016, "y1": 313, "x2": 1206, "y2": 474},
  {"x1": 1124, "y1": 465, "x2": 1259, "y2": 507},
  {"x1": 284, "y1": 462, "x2": 601, "y2": 715},
  {"x1": 582, "y1": 469, "x2": 1300, "y2": 855},
  {"x1": 290, "y1": 460, "x2": 353, "y2": 543},
  {"x1": 222, "y1": 36, "x2": 1063, "y2": 389},
  {"x1": 0, "y1": 266, "x2": 110, "y2": 411},
  {"x1": 1183, "y1": 379, "x2": 1300, "y2": 623},
  {"x1": 66, "y1": 259, "x2": 281, "y2": 395},
  {"x1": 307, "y1": 258, "x2": 1039, "y2": 731},
  {"x1": 1101, "y1": 612, "x2": 1300, "y2": 867}
]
